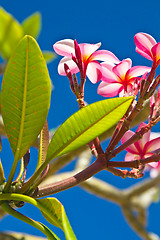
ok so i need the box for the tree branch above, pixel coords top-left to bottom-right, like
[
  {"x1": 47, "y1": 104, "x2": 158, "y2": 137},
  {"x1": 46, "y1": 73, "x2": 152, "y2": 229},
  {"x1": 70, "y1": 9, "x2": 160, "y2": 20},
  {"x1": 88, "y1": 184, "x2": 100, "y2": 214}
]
[
  {"x1": 122, "y1": 205, "x2": 154, "y2": 240},
  {"x1": 34, "y1": 158, "x2": 106, "y2": 198}
]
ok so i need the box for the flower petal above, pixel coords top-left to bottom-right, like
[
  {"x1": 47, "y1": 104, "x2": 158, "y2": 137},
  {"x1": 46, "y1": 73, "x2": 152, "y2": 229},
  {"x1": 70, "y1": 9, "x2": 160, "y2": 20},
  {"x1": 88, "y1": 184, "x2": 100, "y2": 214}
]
[
  {"x1": 144, "y1": 137, "x2": 160, "y2": 153},
  {"x1": 112, "y1": 59, "x2": 132, "y2": 80},
  {"x1": 150, "y1": 167, "x2": 160, "y2": 177},
  {"x1": 150, "y1": 132, "x2": 160, "y2": 140},
  {"x1": 90, "y1": 50, "x2": 120, "y2": 64},
  {"x1": 121, "y1": 130, "x2": 139, "y2": 154},
  {"x1": 135, "y1": 47, "x2": 153, "y2": 61},
  {"x1": 148, "y1": 162, "x2": 159, "y2": 168},
  {"x1": 101, "y1": 63, "x2": 119, "y2": 83},
  {"x1": 126, "y1": 66, "x2": 151, "y2": 79},
  {"x1": 79, "y1": 43, "x2": 101, "y2": 60},
  {"x1": 124, "y1": 152, "x2": 139, "y2": 161},
  {"x1": 86, "y1": 61, "x2": 102, "y2": 83},
  {"x1": 151, "y1": 42, "x2": 160, "y2": 64},
  {"x1": 134, "y1": 33, "x2": 157, "y2": 60},
  {"x1": 97, "y1": 81, "x2": 122, "y2": 97},
  {"x1": 135, "y1": 122, "x2": 150, "y2": 150},
  {"x1": 58, "y1": 57, "x2": 79, "y2": 75},
  {"x1": 101, "y1": 62, "x2": 115, "y2": 70},
  {"x1": 53, "y1": 39, "x2": 75, "y2": 58}
]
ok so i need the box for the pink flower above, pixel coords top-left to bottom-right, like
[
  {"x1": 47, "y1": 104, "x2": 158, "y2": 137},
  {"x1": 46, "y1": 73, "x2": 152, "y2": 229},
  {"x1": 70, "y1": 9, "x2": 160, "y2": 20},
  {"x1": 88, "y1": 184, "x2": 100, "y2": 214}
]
[
  {"x1": 98, "y1": 58, "x2": 150, "y2": 97},
  {"x1": 121, "y1": 122, "x2": 160, "y2": 168},
  {"x1": 53, "y1": 39, "x2": 120, "y2": 83},
  {"x1": 134, "y1": 32, "x2": 160, "y2": 65}
]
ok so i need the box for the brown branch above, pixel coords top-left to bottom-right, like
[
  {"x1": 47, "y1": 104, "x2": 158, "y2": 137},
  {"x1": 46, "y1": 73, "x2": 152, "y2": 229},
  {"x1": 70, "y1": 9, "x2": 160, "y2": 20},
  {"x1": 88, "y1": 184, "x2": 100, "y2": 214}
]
[
  {"x1": 33, "y1": 158, "x2": 106, "y2": 198},
  {"x1": 33, "y1": 151, "x2": 160, "y2": 198}
]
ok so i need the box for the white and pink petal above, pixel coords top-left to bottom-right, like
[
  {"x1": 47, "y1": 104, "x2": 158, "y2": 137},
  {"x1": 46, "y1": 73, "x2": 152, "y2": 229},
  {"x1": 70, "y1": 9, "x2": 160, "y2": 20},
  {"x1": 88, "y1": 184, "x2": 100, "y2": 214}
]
[
  {"x1": 101, "y1": 63, "x2": 119, "y2": 83},
  {"x1": 126, "y1": 66, "x2": 151, "y2": 80},
  {"x1": 58, "y1": 57, "x2": 79, "y2": 75},
  {"x1": 135, "y1": 47, "x2": 153, "y2": 61},
  {"x1": 144, "y1": 137, "x2": 160, "y2": 153},
  {"x1": 148, "y1": 162, "x2": 160, "y2": 168},
  {"x1": 135, "y1": 122, "x2": 151, "y2": 150},
  {"x1": 121, "y1": 130, "x2": 139, "y2": 154},
  {"x1": 134, "y1": 33, "x2": 156, "y2": 59},
  {"x1": 53, "y1": 39, "x2": 75, "y2": 58},
  {"x1": 98, "y1": 82, "x2": 122, "y2": 97},
  {"x1": 86, "y1": 61, "x2": 102, "y2": 83},
  {"x1": 79, "y1": 43, "x2": 101, "y2": 61},
  {"x1": 112, "y1": 59, "x2": 132, "y2": 80},
  {"x1": 151, "y1": 42, "x2": 160, "y2": 64},
  {"x1": 124, "y1": 152, "x2": 139, "y2": 162},
  {"x1": 90, "y1": 50, "x2": 120, "y2": 64}
]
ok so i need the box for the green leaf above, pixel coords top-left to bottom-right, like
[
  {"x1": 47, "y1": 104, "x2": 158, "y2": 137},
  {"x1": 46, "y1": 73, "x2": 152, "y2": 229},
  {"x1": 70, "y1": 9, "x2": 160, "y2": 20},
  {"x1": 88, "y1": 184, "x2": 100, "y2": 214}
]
[
  {"x1": 1, "y1": 35, "x2": 51, "y2": 162},
  {"x1": 43, "y1": 51, "x2": 56, "y2": 63},
  {"x1": 0, "y1": 194, "x2": 74, "y2": 240},
  {"x1": 1, "y1": 201, "x2": 60, "y2": 240},
  {"x1": 0, "y1": 7, "x2": 24, "y2": 59},
  {"x1": 46, "y1": 97, "x2": 133, "y2": 162},
  {"x1": 22, "y1": 12, "x2": 41, "y2": 39},
  {"x1": 37, "y1": 198, "x2": 77, "y2": 240}
]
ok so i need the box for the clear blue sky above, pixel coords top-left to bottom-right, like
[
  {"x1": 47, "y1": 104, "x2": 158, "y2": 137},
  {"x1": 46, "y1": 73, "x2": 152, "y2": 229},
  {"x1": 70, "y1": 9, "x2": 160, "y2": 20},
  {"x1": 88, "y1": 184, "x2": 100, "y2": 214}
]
[{"x1": 0, "y1": 0, "x2": 160, "y2": 239}]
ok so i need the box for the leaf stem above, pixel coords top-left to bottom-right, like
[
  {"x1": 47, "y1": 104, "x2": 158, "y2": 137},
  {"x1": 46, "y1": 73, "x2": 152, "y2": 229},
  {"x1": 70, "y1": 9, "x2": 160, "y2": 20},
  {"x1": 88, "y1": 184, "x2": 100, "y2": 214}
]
[
  {"x1": 19, "y1": 160, "x2": 49, "y2": 194},
  {"x1": 4, "y1": 162, "x2": 18, "y2": 192}
]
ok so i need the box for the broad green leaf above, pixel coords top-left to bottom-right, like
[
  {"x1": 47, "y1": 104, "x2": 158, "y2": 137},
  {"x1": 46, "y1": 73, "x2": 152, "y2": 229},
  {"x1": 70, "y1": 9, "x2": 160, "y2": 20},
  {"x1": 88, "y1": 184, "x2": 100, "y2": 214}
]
[
  {"x1": 0, "y1": 7, "x2": 23, "y2": 59},
  {"x1": 1, "y1": 35, "x2": 51, "y2": 162},
  {"x1": 0, "y1": 194, "x2": 71, "y2": 240},
  {"x1": 43, "y1": 51, "x2": 56, "y2": 63},
  {"x1": 37, "y1": 198, "x2": 77, "y2": 240},
  {"x1": 1, "y1": 201, "x2": 60, "y2": 240},
  {"x1": 22, "y1": 12, "x2": 41, "y2": 39},
  {"x1": 46, "y1": 97, "x2": 133, "y2": 162}
]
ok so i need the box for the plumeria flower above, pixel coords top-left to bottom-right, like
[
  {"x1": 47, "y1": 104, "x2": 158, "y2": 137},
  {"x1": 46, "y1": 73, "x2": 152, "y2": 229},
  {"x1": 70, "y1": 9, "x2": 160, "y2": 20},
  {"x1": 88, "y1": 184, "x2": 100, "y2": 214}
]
[
  {"x1": 134, "y1": 32, "x2": 160, "y2": 66},
  {"x1": 98, "y1": 58, "x2": 150, "y2": 97},
  {"x1": 121, "y1": 122, "x2": 160, "y2": 168},
  {"x1": 53, "y1": 39, "x2": 120, "y2": 83}
]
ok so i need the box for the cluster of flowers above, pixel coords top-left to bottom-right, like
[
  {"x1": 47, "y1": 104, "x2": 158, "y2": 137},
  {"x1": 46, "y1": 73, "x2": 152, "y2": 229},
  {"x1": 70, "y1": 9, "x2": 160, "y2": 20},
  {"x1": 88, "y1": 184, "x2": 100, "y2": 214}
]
[
  {"x1": 53, "y1": 32, "x2": 160, "y2": 97},
  {"x1": 53, "y1": 33, "x2": 160, "y2": 176}
]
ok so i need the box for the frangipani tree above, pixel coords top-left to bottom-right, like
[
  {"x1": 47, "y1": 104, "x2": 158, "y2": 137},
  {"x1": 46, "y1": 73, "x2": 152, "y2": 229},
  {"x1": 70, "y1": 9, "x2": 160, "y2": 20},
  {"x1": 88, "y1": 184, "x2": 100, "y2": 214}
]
[{"x1": 0, "y1": 7, "x2": 160, "y2": 240}]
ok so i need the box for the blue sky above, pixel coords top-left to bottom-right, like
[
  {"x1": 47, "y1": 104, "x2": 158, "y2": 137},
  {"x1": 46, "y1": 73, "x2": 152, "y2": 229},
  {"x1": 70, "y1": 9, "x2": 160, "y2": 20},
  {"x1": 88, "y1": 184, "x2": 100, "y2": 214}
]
[{"x1": 0, "y1": 0, "x2": 160, "y2": 239}]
